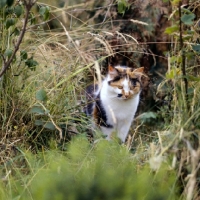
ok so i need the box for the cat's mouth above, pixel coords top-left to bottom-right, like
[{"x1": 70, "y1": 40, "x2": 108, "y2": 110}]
[
  {"x1": 117, "y1": 94, "x2": 131, "y2": 100},
  {"x1": 117, "y1": 94, "x2": 123, "y2": 98}
]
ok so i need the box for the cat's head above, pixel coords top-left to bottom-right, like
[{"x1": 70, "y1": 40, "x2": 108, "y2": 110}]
[{"x1": 107, "y1": 65, "x2": 144, "y2": 100}]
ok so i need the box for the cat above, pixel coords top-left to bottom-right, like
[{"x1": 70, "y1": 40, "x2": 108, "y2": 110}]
[{"x1": 85, "y1": 65, "x2": 144, "y2": 143}]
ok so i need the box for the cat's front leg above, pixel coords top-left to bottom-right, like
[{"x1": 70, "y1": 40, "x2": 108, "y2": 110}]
[
  {"x1": 117, "y1": 120, "x2": 133, "y2": 143},
  {"x1": 100, "y1": 126, "x2": 116, "y2": 141}
]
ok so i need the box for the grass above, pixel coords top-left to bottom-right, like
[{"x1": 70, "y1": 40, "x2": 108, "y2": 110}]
[{"x1": 0, "y1": 0, "x2": 200, "y2": 199}]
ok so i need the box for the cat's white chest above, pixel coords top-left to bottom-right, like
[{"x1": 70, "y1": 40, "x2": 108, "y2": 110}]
[
  {"x1": 103, "y1": 95, "x2": 139, "y2": 122},
  {"x1": 100, "y1": 93, "x2": 139, "y2": 142}
]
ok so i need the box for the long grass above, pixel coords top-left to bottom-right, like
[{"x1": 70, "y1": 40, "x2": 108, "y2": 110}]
[{"x1": 0, "y1": 0, "x2": 199, "y2": 199}]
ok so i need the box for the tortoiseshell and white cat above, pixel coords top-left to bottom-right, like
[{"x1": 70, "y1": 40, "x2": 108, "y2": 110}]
[{"x1": 85, "y1": 65, "x2": 144, "y2": 143}]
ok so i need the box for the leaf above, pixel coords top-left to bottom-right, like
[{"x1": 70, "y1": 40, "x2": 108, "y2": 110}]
[
  {"x1": 45, "y1": 109, "x2": 50, "y2": 114},
  {"x1": 44, "y1": 122, "x2": 55, "y2": 130},
  {"x1": 138, "y1": 112, "x2": 157, "y2": 123},
  {"x1": 117, "y1": 2, "x2": 126, "y2": 14},
  {"x1": 181, "y1": 14, "x2": 195, "y2": 25},
  {"x1": 39, "y1": 6, "x2": 46, "y2": 15},
  {"x1": 5, "y1": 7, "x2": 13, "y2": 17},
  {"x1": 4, "y1": 49, "x2": 13, "y2": 58},
  {"x1": 35, "y1": 120, "x2": 56, "y2": 130},
  {"x1": 36, "y1": 89, "x2": 47, "y2": 101},
  {"x1": 20, "y1": 50, "x2": 28, "y2": 60},
  {"x1": 192, "y1": 44, "x2": 200, "y2": 54},
  {"x1": 185, "y1": 75, "x2": 200, "y2": 82},
  {"x1": 30, "y1": 14, "x2": 37, "y2": 25},
  {"x1": 39, "y1": 6, "x2": 50, "y2": 20},
  {"x1": 30, "y1": 106, "x2": 45, "y2": 114},
  {"x1": 5, "y1": 18, "x2": 16, "y2": 29},
  {"x1": 164, "y1": 25, "x2": 179, "y2": 35},
  {"x1": 14, "y1": 5, "x2": 23, "y2": 17},
  {"x1": 25, "y1": 57, "x2": 38, "y2": 70},
  {"x1": 117, "y1": 0, "x2": 129, "y2": 15},
  {"x1": 171, "y1": 0, "x2": 181, "y2": 5},
  {"x1": 35, "y1": 120, "x2": 44, "y2": 126},
  {"x1": 13, "y1": 27, "x2": 20, "y2": 36},
  {"x1": 166, "y1": 68, "x2": 181, "y2": 79},
  {"x1": 187, "y1": 88, "x2": 194, "y2": 95}
]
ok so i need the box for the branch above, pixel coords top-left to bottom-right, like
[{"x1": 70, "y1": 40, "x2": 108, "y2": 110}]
[
  {"x1": 0, "y1": 0, "x2": 36, "y2": 78},
  {"x1": 178, "y1": 1, "x2": 188, "y2": 109}
]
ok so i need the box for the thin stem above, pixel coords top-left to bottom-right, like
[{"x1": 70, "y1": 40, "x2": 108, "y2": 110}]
[
  {"x1": 0, "y1": 0, "x2": 36, "y2": 77},
  {"x1": 178, "y1": 1, "x2": 188, "y2": 110}
]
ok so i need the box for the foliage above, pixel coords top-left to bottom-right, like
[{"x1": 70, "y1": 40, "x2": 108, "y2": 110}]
[
  {"x1": 4, "y1": 137, "x2": 177, "y2": 200},
  {"x1": 157, "y1": 1, "x2": 200, "y2": 199},
  {"x1": 0, "y1": 0, "x2": 199, "y2": 200}
]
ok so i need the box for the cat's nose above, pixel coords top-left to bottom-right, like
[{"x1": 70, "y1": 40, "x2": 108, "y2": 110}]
[
  {"x1": 125, "y1": 95, "x2": 129, "y2": 98},
  {"x1": 124, "y1": 93, "x2": 129, "y2": 98}
]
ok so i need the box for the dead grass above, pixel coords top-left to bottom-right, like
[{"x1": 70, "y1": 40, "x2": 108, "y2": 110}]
[{"x1": 0, "y1": 0, "x2": 200, "y2": 199}]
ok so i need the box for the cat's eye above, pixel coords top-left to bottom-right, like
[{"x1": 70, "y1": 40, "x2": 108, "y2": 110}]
[
  {"x1": 118, "y1": 86, "x2": 123, "y2": 89},
  {"x1": 131, "y1": 79, "x2": 138, "y2": 87}
]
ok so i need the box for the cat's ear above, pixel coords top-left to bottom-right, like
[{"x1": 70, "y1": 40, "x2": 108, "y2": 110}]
[
  {"x1": 133, "y1": 67, "x2": 144, "y2": 74},
  {"x1": 108, "y1": 65, "x2": 118, "y2": 77},
  {"x1": 132, "y1": 67, "x2": 145, "y2": 80}
]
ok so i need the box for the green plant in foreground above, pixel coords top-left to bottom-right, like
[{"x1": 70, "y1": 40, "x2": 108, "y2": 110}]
[{"x1": 5, "y1": 137, "x2": 177, "y2": 200}]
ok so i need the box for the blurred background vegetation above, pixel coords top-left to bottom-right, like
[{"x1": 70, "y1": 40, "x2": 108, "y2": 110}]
[{"x1": 0, "y1": 0, "x2": 199, "y2": 199}]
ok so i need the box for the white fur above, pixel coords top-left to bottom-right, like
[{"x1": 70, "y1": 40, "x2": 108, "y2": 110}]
[{"x1": 99, "y1": 75, "x2": 140, "y2": 142}]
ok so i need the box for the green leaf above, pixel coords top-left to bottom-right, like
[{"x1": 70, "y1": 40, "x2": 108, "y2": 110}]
[
  {"x1": 118, "y1": 2, "x2": 126, "y2": 14},
  {"x1": 4, "y1": 49, "x2": 13, "y2": 58},
  {"x1": 143, "y1": 112, "x2": 157, "y2": 119},
  {"x1": 36, "y1": 89, "x2": 47, "y2": 101},
  {"x1": 166, "y1": 68, "x2": 181, "y2": 79},
  {"x1": 30, "y1": 106, "x2": 45, "y2": 114},
  {"x1": 20, "y1": 50, "x2": 28, "y2": 60},
  {"x1": 5, "y1": 18, "x2": 16, "y2": 29},
  {"x1": 35, "y1": 120, "x2": 56, "y2": 130},
  {"x1": 39, "y1": 6, "x2": 50, "y2": 20},
  {"x1": 185, "y1": 75, "x2": 200, "y2": 82},
  {"x1": 14, "y1": 5, "x2": 23, "y2": 17},
  {"x1": 25, "y1": 57, "x2": 38, "y2": 70},
  {"x1": 44, "y1": 122, "x2": 55, "y2": 130},
  {"x1": 5, "y1": 7, "x2": 14, "y2": 16},
  {"x1": 45, "y1": 109, "x2": 50, "y2": 114},
  {"x1": 138, "y1": 112, "x2": 157, "y2": 123},
  {"x1": 30, "y1": 13, "x2": 37, "y2": 25},
  {"x1": 192, "y1": 44, "x2": 200, "y2": 54},
  {"x1": 0, "y1": 0, "x2": 6, "y2": 8},
  {"x1": 181, "y1": 14, "x2": 195, "y2": 25},
  {"x1": 117, "y1": 0, "x2": 129, "y2": 15},
  {"x1": 6, "y1": 0, "x2": 14, "y2": 7},
  {"x1": 165, "y1": 25, "x2": 179, "y2": 34},
  {"x1": 13, "y1": 27, "x2": 20, "y2": 36},
  {"x1": 171, "y1": 0, "x2": 181, "y2": 5},
  {"x1": 35, "y1": 120, "x2": 44, "y2": 126}
]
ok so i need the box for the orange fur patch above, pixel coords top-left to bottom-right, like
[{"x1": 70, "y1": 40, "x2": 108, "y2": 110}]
[{"x1": 109, "y1": 67, "x2": 143, "y2": 99}]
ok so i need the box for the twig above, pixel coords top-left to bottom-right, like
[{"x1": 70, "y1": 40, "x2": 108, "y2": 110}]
[
  {"x1": 178, "y1": 2, "x2": 188, "y2": 110},
  {"x1": 0, "y1": 0, "x2": 36, "y2": 77}
]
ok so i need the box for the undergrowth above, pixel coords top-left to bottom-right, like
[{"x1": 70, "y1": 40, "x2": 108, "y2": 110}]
[{"x1": 0, "y1": 0, "x2": 199, "y2": 199}]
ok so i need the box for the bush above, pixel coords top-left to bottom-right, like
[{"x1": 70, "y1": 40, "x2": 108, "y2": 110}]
[{"x1": 18, "y1": 137, "x2": 177, "y2": 200}]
